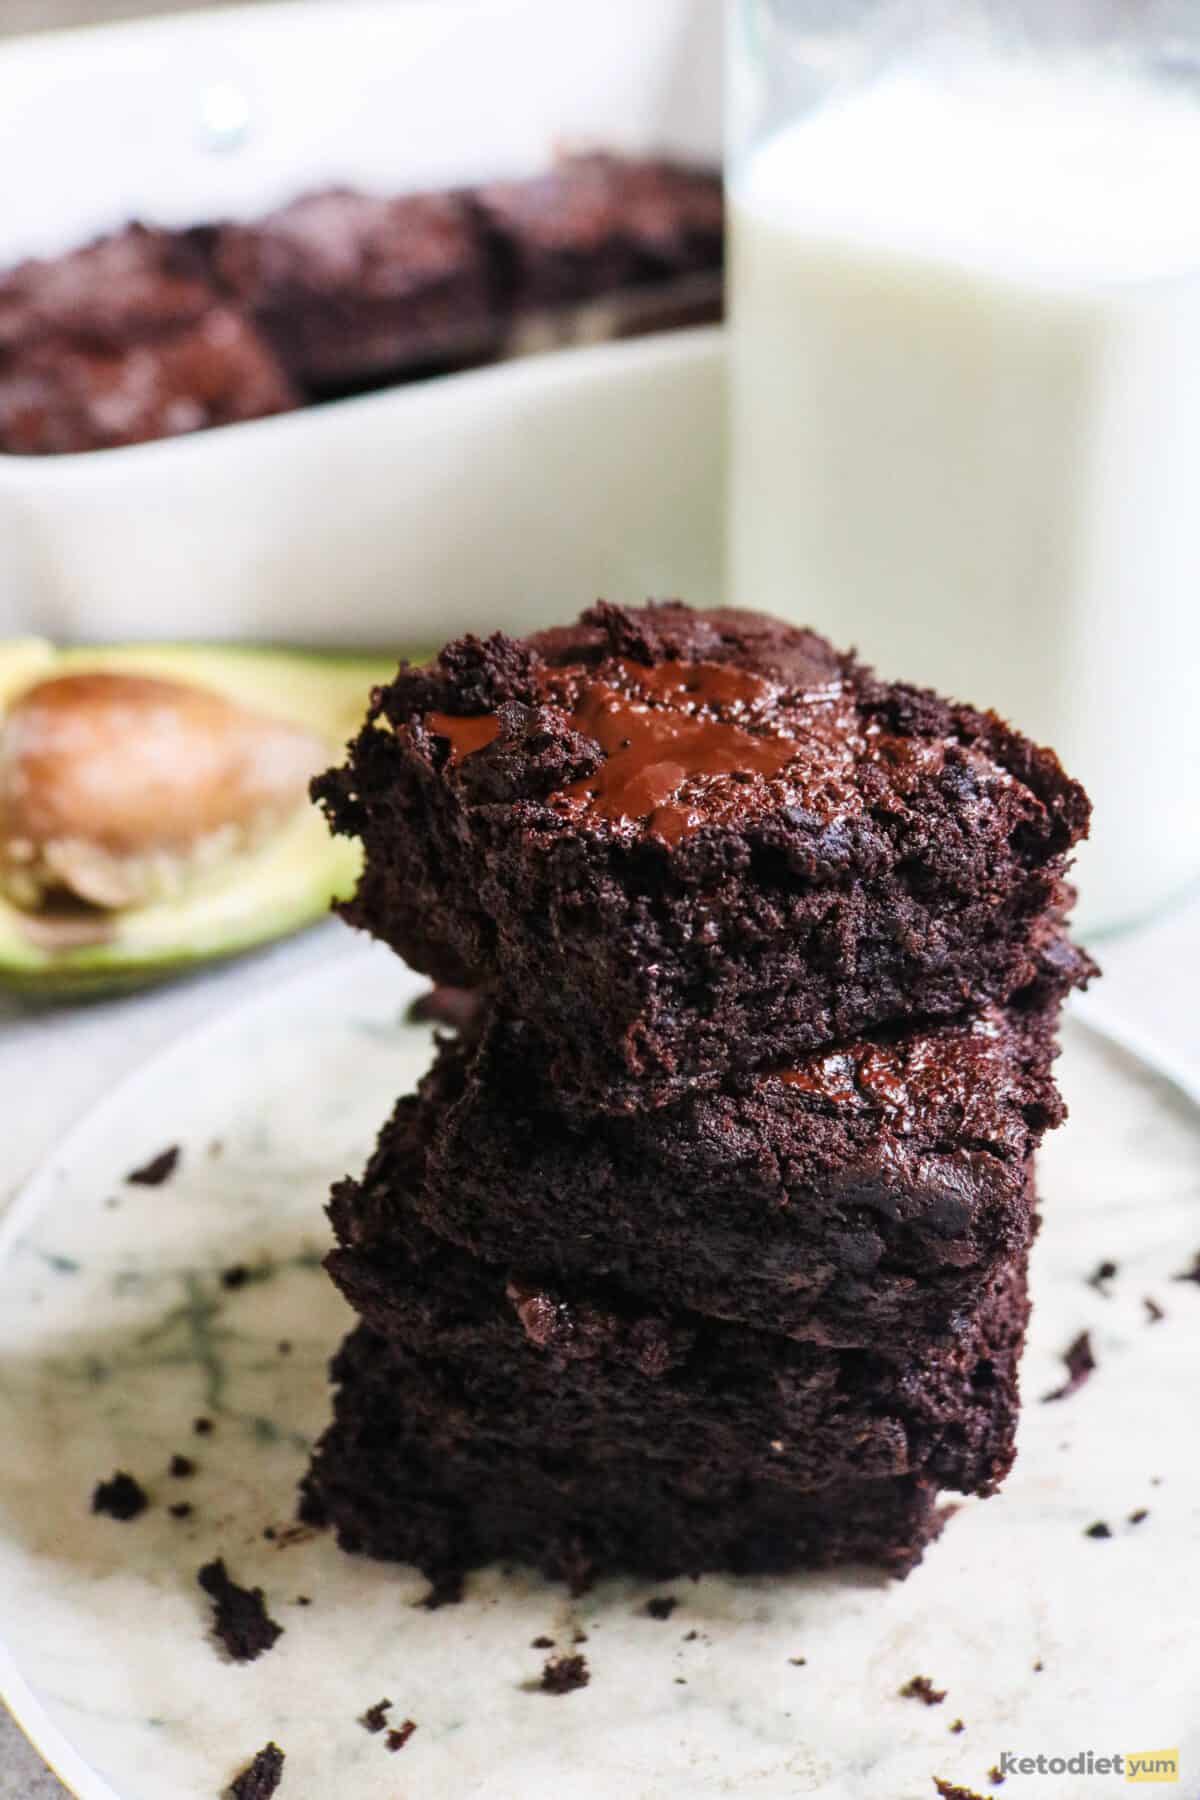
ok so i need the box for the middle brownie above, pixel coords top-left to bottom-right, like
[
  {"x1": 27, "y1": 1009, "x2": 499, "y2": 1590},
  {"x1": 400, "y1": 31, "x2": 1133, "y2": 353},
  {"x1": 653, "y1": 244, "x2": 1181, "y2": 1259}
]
[{"x1": 330, "y1": 979, "x2": 1066, "y2": 1349}]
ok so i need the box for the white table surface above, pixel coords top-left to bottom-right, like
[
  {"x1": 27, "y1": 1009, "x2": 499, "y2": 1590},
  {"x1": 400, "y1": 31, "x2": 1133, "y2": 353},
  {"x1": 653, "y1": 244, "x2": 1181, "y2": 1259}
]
[{"x1": 2, "y1": 892, "x2": 1198, "y2": 1796}]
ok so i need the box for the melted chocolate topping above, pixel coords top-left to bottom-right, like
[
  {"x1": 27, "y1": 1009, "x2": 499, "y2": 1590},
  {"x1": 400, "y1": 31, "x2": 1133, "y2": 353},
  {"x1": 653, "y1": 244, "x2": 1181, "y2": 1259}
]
[
  {"x1": 425, "y1": 654, "x2": 968, "y2": 846},
  {"x1": 772, "y1": 1014, "x2": 1010, "y2": 1136},
  {"x1": 427, "y1": 710, "x2": 502, "y2": 761}
]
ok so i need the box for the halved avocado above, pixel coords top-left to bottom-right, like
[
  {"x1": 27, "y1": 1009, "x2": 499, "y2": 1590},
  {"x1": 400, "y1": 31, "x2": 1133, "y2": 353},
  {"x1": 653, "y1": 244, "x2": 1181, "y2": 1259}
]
[{"x1": 0, "y1": 639, "x2": 404, "y2": 998}]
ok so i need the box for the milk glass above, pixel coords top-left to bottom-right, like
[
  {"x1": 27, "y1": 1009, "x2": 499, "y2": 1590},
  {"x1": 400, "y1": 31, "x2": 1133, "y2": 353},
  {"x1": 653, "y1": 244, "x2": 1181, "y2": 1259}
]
[{"x1": 728, "y1": 0, "x2": 1200, "y2": 934}]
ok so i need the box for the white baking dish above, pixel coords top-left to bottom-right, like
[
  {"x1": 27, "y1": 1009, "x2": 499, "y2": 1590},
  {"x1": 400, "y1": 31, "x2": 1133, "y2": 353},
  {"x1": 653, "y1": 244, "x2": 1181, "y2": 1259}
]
[{"x1": 0, "y1": 0, "x2": 725, "y2": 646}]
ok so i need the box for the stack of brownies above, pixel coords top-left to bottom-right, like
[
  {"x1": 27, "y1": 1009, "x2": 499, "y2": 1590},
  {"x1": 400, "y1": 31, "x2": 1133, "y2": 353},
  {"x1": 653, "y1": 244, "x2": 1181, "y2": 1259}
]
[{"x1": 301, "y1": 601, "x2": 1093, "y2": 1585}]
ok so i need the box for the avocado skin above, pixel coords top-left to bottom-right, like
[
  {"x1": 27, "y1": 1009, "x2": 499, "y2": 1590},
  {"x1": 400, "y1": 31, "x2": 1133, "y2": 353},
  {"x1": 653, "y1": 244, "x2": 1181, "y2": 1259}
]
[{"x1": 0, "y1": 640, "x2": 411, "y2": 998}]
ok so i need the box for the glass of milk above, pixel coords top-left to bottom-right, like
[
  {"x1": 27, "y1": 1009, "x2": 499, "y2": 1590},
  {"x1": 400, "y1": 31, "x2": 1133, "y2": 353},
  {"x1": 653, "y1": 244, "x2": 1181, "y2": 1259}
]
[{"x1": 728, "y1": 0, "x2": 1200, "y2": 934}]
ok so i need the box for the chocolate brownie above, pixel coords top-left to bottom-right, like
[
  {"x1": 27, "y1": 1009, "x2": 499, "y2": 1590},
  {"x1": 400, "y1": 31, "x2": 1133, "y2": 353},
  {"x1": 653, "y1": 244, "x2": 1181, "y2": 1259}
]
[
  {"x1": 477, "y1": 154, "x2": 724, "y2": 308},
  {"x1": 315, "y1": 601, "x2": 1091, "y2": 1110},
  {"x1": 0, "y1": 225, "x2": 296, "y2": 454},
  {"x1": 203, "y1": 188, "x2": 496, "y2": 391},
  {"x1": 322, "y1": 1202, "x2": 1029, "y2": 1501},
  {"x1": 301, "y1": 1334, "x2": 948, "y2": 1585},
  {"x1": 333, "y1": 975, "x2": 1068, "y2": 1347}
]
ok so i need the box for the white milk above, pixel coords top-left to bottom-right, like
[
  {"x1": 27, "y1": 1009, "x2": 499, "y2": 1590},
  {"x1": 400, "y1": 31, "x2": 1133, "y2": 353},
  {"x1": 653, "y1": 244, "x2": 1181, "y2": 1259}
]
[{"x1": 729, "y1": 61, "x2": 1200, "y2": 932}]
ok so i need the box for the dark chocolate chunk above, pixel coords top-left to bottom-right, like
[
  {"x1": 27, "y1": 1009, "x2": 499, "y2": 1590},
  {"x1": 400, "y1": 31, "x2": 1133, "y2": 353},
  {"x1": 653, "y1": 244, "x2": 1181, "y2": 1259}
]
[
  {"x1": 228, "y1": 1741, "x2": 284, "y2": 1800},
  {"x1": 901, "y1": 1675, "x2": 947, "y2": 1706},
  {"x1": 540, "y1": 1653, "x2": 590, "y2": 1695},
  {"x1": 1041, "y1": 1331, "x2": 1096, "y2": 1402},
  {"x1": 197, "y1": 1558, "x2": 283, "y2": 1662},
  {"x1": 91, "y1": 1471, "x2": 148, "y2": 1520},
  {"x1": 126, "y1": 1145, "x2": 180, "y2": 1187}
]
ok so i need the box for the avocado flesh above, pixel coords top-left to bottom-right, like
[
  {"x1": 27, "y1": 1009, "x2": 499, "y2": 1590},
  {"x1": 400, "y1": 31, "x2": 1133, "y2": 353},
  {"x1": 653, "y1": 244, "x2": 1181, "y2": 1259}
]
[{"x1": 0, "y1": 640, "x2": 406, "y2": 997}]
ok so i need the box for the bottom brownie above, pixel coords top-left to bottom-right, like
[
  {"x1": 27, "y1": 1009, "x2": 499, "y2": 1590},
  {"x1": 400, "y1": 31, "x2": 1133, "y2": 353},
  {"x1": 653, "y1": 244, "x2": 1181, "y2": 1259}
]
[{"x1": 300, "y1": 1326, "x2": 948, "y2": 1587}]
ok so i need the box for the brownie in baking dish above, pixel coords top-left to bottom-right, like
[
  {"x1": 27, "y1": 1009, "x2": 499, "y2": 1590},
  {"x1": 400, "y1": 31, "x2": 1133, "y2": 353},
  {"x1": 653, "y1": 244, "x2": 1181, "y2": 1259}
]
[
  {"x1": 201, "y1": 188, "x2": 497, "y2": 392},
  {"x1": 0, "y1": 225, "x2": 297, "y2": 454},
  {"x1": 476, "y1": 153, "x2": 724, "y2": 309},
  {"x1": 315, "y1": 600, "x2": 1092, "y2": 1110},
  {"x1": 331, "y1": 972, "x2": 1075, "y2": 1348}
]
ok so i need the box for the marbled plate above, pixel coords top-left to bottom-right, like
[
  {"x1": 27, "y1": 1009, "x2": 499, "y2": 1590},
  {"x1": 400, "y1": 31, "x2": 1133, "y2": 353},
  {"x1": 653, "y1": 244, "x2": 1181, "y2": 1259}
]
[{"x1": 1, "y1": 940, "x2": 1198, "y2": 1800}]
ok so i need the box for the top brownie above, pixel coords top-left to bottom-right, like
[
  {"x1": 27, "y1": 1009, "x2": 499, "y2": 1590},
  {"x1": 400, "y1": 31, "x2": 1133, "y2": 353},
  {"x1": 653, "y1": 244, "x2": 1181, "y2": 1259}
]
[{"x1": 316, "y1": 601, "x2": 1090, "y2": 1108}]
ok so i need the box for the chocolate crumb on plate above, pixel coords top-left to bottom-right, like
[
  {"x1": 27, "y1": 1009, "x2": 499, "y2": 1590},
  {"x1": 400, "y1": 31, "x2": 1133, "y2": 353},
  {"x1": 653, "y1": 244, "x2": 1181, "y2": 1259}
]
[
  {"x1": 531, "y1": 1635, "x2": 555, "y2": 1649},
  {"x1": 1087, "y1": 1259, "x2": 1118, "y2": 1291},
  {"x1": 169, "y1": 1502, "x2": 193, "y2": 1520},
  {"x1": 359, "y1": 1698, "x2": 391, "y2": 1734},
  {"x1": 901, "y1": 1675, "x2": 947, "y2": 1705},
  {"x1": 540, "y1": 1653, "x2": 590, "y2": 1695},
  {"x1": 989, "y1": 1767, "x2": 1007, "y2": 1786},
  {"x1": 1032, "y1": 1659, "x2": 1044, "y2": 1672},
  {"x1": 644, "y1": 1595, "x2": 678, "y2": 1620},
  {"x1": 1172, "y1": 1252, "x2": 1200, "y2": 1285},
  {"x1": 1084, "y1": 1520, "x2": 1112, "y2": 1539},
  {"x1": 385, "y1": 1720, "x2": 417, "y2": 1752},
  {"x1": 789, "y1": 1656, "x2": 807, "y2": 1667},
  {"x1": 194, "y1": 1416, "x2": 214, "y2": 1436},
  {"x1": 1144, "y1": 1297, "x2": 1165, "y2": 1324},
  {"x1": 1041, "y1": 1330, "x2": 1096, "y2": 1402},
  {"x1": 228, "y1": 1741, "x2": 284, "y2": 1800},
  {"x1": 91, "y1": 1471, "x2": 148, "y2": 1520},
  {"x1": 1129, "y1": 1508, "x2": 1149, "y2": 1525},
  {"x1": 933, "y1": 1780, "x2": 986, "y2": 1800},
  {"x1": 221, "y1": 1264, "x2": 251, "y2": 1290},
  {"x1": 197, "y1": 1558, "x2": 283, "y2": 1662},
  {"x1": 416, "y1": 1570, "x2": 464, "y2": 1609},
  {"x1": 949, "y1": 1719, "x2": 965, "y2": 1734},
  {"x1": 169, "y1": 1454, "x2": 196, "y2": 1478},
  {"x1": 126, "y1": 1145, "x2": 180, "y2": 1186}
]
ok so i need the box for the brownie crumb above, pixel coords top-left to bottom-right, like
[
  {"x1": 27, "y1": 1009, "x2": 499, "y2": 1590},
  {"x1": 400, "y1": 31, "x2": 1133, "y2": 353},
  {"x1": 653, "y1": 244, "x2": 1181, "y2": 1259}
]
[
  {"x1": 644, "y1": 1595, "x2": 678, "y2": 1620},
  {"x1": 198, "y1": 1558, "x2": 283, "y2": 1662},
  {"x1": 359, "y1": 1698, "x2": 391, "y2": 1734},
  {"x1": 1084, "y1": 1520, "x2": 1112, "y2": 1539},
  {"x1": 901, "y1": 1675, "x2": 947, "y2": 1706},
  {"x1": 194, "y1": 1416, "x2": 214, "y2": 1436},
  {"x1": 949, "y1": 1719, "x2": 965, "y2": 1734},
  {"x1": 572, "y1": 1628, "x2": 588, "y2": 1644},
  {"x1": 278, "y1": 1340, "x2": 292, "y2": 1355},
  {"x1": 1144, "y1": 1296, "x2": 1166, "y2": 1324},
  {"x1": 263, "y1": 1527, "x2": 276, "y2": 1541},
  {"x1": 91, "y1": 1471, "x2": 148, "y2": 1520},
  {"x1": 531, "y1": 1635, "x2": 555, "y2": 1649},
  {"x1": 127, "y1": 1145, "x2": 180, "y2": 1187},
  {"x1": 989, "y1": 1767, "x2": 1007, "y2": 1787},
  {"x1": 228, "y1": 1741, "x2": 284, "y2": 1800},
  {"x1": 416, "y1": 1570, "x2": 463, "y2": 1609},
  {"x1": 1032, "y1": 1659, "x2": 1044, "y2": 1672},
  {"x1": 409, "y1": 985, "x2": 480, "y2": 1034},
  {"x1": 1172, "y1": 1252, "x2": 1200, "y2": 1285},
  {"x1": 169, "y1": 1501, "x2": 193, "y2": 1520},
  {"x1": 385, "y1": 1720, "x2": 417, "y2": 1753},
  {"x1": 540, "y1": 1653, "x2": 590, "y2": 1695},
  {"x1": 1041, "y1": 1330, "x2": 1096, "y2": 1402},
  {"x1": 1129, "y1": 1507, "x2": 1149, "y2": 1525},
  {"x1": 933, "y1": 1781, "x2": 986, "y2": 1800},
  {"x1": 1087, "y1": 1259, "x2": 1118, "y2": 1291},
  {"x1": 295, "y1": 1596, "x2": 311, "y2": 1606},
  {"x1": 221, "y1": 1265, "x2": 251, "y2": 1290},
  {"x1": 169, "y1": 1454, "x2": 196, "y2": 1478},
  {"x1": 788, "y1": 1656, "x2": 807, "y2": 1667},
  {"x1": 684, "y1": 1630, "x2": 700, "y2": 1643}
]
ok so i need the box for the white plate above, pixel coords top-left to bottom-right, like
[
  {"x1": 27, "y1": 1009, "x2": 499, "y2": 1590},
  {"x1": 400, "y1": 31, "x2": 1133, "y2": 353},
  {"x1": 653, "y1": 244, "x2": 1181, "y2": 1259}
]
[
  {"x1": 1, "y1": 940, "x2": 1198, "y2": 1800},
  {"x1": 0, "y1": 0, "x2": 725, "y2": 646}
]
